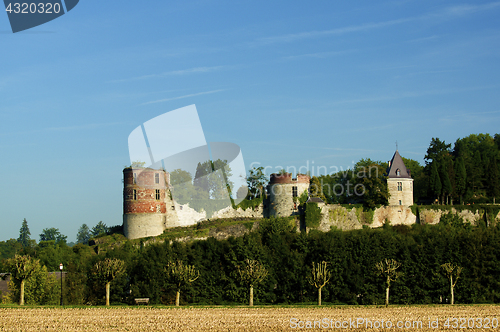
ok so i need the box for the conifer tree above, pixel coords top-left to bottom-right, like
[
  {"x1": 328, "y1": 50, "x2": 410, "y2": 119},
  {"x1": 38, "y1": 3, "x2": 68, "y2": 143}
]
[
  {"x1": 429, "y1": 162, "x2": 442, "y2": 203},
  {"x1": 454, "y1": 156, "x2": 467, "y2": 205},
  {"x1": 17, "y1": 219, "x2": 31, "y2": 248}
]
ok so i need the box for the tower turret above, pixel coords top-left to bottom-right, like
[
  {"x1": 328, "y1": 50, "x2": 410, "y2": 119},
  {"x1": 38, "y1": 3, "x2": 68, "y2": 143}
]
[
  {"x1": 123, "y1": 167, "x2": 169, "y2": 239},
  {"x1": 386, "y1": 150, "x2": 414, "y2": 206},
  {"x1": 268, "y1": 173, "x2": 310, "y2": 217}
]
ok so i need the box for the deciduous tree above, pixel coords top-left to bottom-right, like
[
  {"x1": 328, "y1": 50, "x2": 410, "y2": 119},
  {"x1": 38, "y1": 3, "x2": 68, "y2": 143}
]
[
  {"x1": 165, "y1": 260, "x2": 199, "y2": 306},
  {"x1": 441, "y1": 263, "x2": 462, "y2": 305},
  {"x1": 308, "y1": 261, "x2": 331, "y2": 306},
  {"x1": 93, "y1": 258, "x2": 125, "y2": 306},
  {"x1": 6, "y1": 255, "x2": 39, "y2": 305},
  {"x1": 375, "y1": 259, "x2": 401, "y2": 307},
  {"x1": 237, "y1": 259, "x2": 268, "y2": 306}
]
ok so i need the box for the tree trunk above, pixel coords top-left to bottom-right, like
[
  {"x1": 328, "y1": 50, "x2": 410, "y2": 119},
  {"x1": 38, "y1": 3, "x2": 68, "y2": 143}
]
[
  {"x1": 106, "y1": 282, "x2": 110, "y2": 306},
  {"x1": 450, "y1": 276, "x2": 454, "y2": 305},
  {"x1": 249, "y1": 285, "x2": 253, "y2": 306},
  {"x1": 318, "y1": 287, "x2": 322, "y2": 306},
  {"x1": 385, "y1": 286, "x2": 390, "y2": 307},
  {"x1": 20, "y1": 279, "x2": 25, "y2": 306},
  {"x1": 176, "y1": 290, "x2": 180, "y2": 306}
]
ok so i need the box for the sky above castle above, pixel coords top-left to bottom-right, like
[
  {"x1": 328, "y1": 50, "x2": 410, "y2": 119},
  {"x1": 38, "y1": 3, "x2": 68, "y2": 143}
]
[{"x1": 1, "y1": 0, "x2": 500, "y2": 242}]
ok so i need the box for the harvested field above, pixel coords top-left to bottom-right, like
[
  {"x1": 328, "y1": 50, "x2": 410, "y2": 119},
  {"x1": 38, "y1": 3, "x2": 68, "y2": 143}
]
[{"x1": 0, "y1": 305, "x2": 499, "y2": 331}]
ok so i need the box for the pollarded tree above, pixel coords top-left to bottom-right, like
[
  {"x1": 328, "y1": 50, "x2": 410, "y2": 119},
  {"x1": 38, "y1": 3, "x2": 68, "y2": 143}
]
[
  {"x1": 236, "y1": 259, "x2": 268, "y2": 306},
  {"x1": 93, "y1": 258, "x2": 125, "y2": 306},
  {"x1": 308, "y1": 261, "x2": 331, "y2": 306},
  {"x1": 165, "y1": 260, "x2": 199, "y2": 306},
  {"x1": 375, "y1": 259, "x2": 402, "y2": 307},
  {"x1": 441, "y1": 263, "x2": 462, "y2": 305},
  {"x1": 6, "y1": 255, "x2": 39, "y2": 305}
]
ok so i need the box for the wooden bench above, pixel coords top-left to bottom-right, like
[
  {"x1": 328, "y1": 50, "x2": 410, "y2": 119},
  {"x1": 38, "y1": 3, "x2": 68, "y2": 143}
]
[{"x1": 134, "y1": 298, "x2": 150, "y2": 305}]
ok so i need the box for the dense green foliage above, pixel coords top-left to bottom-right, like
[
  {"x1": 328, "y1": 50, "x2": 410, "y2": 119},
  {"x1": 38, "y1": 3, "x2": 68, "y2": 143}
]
[
  {"x1": 3, "y1": 216, "x2": 500, "y2": 306},
  {"x1": 310, "y1": 133, "x2": 499, "y2": 206}
]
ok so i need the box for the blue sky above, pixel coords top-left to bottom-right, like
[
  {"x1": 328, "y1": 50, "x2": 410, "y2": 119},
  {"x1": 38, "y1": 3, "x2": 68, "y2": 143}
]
[{"x1": 1, "y1": 0, "x2": 500, "y2": 242}]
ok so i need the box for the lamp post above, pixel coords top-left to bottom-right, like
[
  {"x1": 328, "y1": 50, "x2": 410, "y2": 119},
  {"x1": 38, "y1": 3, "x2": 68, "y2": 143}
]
[{"x1": 59, "y1": 263, "x2": 63, "y2": 306}]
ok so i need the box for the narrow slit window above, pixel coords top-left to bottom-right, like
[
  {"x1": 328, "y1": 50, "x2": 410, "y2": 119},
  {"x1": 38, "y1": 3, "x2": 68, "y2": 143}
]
[
  {"x1": 133, "y1": 173, "x2": 137, "y2": 184},
  {"x1": 133, "y1": 189, "x2": 137, "y2": 200},
  {"x1": 399, "y1": 200, "x2": 402, "y2": 205},
  {"x1": 155, "y1": 173, "x2": 160, "y2": 184}
]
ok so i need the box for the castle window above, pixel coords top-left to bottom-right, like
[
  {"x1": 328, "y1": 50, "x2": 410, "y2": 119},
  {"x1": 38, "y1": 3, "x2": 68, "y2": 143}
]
[
  {"x1": 133, "y1": 173, "x2": 137, "y2": 184},
  {"x1": 155, "y1": 189, "x2": 160, "y2": 200},
  {"x1": 155, "y1": 173, "x2": 160, "y2": 184},
  {"x1": 397, "y1": 182, "x2": 402, "y2": 191},
  {"x1": 396, "y1": 169, "x2": 400, "y2": 176},
  {"x1": 133, "y1": 189, "x2": 137, "y2": 200},
  {"x1": 399, "y1": 200, "x2": 402, "y2": 205},
  {"x1": 292, "y1": 186, "x2": 298, "y2": 197}
]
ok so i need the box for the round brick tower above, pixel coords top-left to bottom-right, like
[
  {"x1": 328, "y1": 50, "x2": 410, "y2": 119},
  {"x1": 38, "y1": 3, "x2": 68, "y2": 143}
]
[
  {"x1": 123, "y1": 167, "x2": 169, "y2": 239},
  {"x1": 268, "y1": 173, "x2": 310, "y2": 217}
]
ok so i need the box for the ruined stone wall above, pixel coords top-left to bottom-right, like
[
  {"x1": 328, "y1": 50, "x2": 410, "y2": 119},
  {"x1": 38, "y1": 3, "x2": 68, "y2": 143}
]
[{"x1": 417, "y1": 208, "x2": 486, "y2": 225}]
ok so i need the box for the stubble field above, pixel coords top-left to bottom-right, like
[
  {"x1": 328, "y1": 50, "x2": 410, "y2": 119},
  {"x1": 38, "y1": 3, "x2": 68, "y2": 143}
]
[{"x1": 0, "y1": 305, "x2": 499, "y2": 331}]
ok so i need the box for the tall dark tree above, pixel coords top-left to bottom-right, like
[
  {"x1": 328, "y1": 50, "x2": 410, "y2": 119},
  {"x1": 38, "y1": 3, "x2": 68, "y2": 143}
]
[
  {"x1": 91, "y1": 221, "x2": 108, "y2": 237},
  {"x1": 247, "y1": 166, "x2": 267, "y2": 199},
  {"x1": 486, "y1": 158, "x2": 499, "y2": 203},
  {"x1": 440, "y1": 162, "x2": 453, "y2": 205},
  {"x1": 454, "y1": 156, "x2": 467, "y2": 204},
  {"x1": 39, "y1": 228, "x2": 67, "y2": 244},
  {"x1": 17, "y1": 219, "x2": 32, "y2": 248},
  {"x1": 76, "y1": 224, "x2": 91, "y2": 244},
  {"x1": 424, "y1": 138, "x2": 451, "y2": 167},
  {"x1": 429, "y1": 162, "x2": 442, "y2": 203}
]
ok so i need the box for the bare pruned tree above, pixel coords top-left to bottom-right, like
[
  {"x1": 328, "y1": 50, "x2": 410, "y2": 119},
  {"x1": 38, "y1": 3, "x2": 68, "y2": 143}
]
[
  {"x1": 375, "y1": 258, "x2": 402, "y2": 307},
  {"x1": 93, "y1": 258, "x2": 125, "y2": 306},
  {"x1": 166, "y1": 260, "x2": 199, "y2": 306},
  {"x1": 237, "y1": 259, "x2": 268, "y2": 306},
  {"x1": 441, "y1": 263, "x2": 462, "y2": 305},
  {"x1": 308, "y1": 261, "x2": 331, "y2": 306},
  {"x1": 6, "y1": 255, "x2": 39, "y2": 305}
]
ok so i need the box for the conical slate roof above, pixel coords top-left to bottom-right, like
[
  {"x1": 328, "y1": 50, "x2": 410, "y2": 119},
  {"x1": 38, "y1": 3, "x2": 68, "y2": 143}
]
[{"x1": 387, "y1": 150, "x2": 411, "y2": 178}]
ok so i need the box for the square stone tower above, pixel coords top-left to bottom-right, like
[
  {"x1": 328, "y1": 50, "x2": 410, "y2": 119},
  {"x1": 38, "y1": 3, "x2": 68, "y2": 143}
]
[{"x1": 386, "y1": 150, "x2": 414, "y2": 206}]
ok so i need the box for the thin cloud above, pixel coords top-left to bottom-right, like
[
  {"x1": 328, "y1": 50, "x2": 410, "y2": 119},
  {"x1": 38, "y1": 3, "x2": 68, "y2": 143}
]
[
  {"x1": 109, "y1": 66, "x2": 225, "y2": 83},
  {"x1": 44, "y1": 122, "x2": 126, "y2": 132},
  {"x1": 282, "y1": 50, "x2": 356, "y2": 60},
  {"x1": 252, "y1": 1, "x2": 500, "y2": 46},
  {"x1": 255, "y1": 18, "x2": 413, "y2": 45},
  {"x1": 328, "y1": 85, "x2": 499, "y2": 105},
  {"x1": 141, "y1": 89, "x2": 226, "y2": 105}
]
